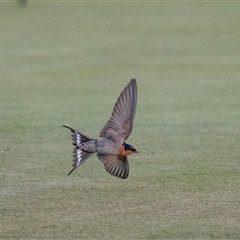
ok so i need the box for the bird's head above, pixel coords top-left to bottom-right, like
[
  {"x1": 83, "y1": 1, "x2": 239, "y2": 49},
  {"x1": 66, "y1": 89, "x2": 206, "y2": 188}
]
[{"x1": 124, "y1": 143, "x2": 139, "y2": 155}]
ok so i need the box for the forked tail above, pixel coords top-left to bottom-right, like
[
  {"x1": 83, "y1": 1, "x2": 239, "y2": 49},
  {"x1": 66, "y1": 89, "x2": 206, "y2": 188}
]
[{"x1": 63, "y1": 125, "x2": 94, "y2": 175}]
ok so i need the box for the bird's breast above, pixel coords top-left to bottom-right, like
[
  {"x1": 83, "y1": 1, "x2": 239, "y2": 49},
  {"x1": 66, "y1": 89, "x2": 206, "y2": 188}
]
[{"x1": 117, "y1": 145, "x2": 134, "y2": 156}]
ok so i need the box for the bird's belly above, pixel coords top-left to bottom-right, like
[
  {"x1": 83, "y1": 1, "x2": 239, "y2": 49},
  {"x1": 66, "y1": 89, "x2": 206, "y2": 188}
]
[{"x1": 96, "y1": 138, "x2": 119, "y2": 155}]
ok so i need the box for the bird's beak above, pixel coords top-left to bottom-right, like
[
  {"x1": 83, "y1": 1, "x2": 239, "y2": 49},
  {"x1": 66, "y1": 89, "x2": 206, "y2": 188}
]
[{"x1": 135, "y1": 150, "x2": 139, "y2": 153}]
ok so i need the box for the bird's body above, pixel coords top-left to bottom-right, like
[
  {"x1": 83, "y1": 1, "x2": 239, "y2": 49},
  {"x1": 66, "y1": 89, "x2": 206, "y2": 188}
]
[{"x1": 63, "y1": 78, "x2": 138, "y2": 179}]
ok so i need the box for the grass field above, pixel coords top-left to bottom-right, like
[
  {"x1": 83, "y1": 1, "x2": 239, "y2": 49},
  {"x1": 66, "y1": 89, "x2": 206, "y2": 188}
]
[{"x1": 1, "y1": 2, "x2": 240, "y2": 239}]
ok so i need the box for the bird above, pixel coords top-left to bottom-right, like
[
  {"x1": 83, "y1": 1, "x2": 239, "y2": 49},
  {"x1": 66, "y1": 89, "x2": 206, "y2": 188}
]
[{"x1": 63, "y1": 78, "x2": 138, "y2": 179}]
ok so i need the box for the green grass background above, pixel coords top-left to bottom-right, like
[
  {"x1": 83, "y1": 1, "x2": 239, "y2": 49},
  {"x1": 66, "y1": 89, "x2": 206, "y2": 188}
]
[{"x1": 1, "y1": 2, "x2": 240, "y2": 239}]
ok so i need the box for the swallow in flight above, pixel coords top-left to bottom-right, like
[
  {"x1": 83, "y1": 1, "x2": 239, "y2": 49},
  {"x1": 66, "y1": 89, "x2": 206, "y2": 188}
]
[{"x1": 63, "y1": 78, "x2": 138, "y2": 179}]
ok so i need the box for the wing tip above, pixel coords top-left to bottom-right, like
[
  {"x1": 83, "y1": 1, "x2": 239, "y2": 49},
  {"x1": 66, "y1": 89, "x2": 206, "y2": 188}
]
[{"x1": 130, "y1": 78, "x2": 137, "y2": 85}]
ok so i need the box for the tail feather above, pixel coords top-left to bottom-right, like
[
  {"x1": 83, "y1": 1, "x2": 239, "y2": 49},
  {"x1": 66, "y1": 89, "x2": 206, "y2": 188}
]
[
  {"x1": 63, "y1": 125, "x2": 92, "y2": 146},
  {"x1": 68, "y1": 148, "x2": 94, "y2": 175},
  {"x1": 63, "y1": 125, "x2": 94, "y2": 175}
]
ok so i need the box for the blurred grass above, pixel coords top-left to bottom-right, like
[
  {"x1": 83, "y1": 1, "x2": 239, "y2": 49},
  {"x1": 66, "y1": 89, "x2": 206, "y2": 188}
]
[{"x1": 1, "y1": 2, "x2": 240, "y2": 239}]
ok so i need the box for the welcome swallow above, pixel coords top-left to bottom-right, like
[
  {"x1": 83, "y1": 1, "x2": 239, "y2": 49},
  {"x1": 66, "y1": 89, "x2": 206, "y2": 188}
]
[{"x1": 63, "y1": 78, "x2": 138, "y2": 179}]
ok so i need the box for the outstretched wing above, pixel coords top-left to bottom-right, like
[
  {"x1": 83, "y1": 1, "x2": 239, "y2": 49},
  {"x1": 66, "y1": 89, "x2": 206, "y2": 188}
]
[
  {"x1": 97, "y1": 153, "x2": 129, "y2": 179},
  {"x1": 99, "y1": 78, "x2": 137, "y2": 145}
]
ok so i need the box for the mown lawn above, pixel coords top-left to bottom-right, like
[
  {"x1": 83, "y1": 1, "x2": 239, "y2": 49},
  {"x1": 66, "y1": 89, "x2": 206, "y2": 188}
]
[{"x1": 1, "y1": 2, "x2": 240, "y2": 239}]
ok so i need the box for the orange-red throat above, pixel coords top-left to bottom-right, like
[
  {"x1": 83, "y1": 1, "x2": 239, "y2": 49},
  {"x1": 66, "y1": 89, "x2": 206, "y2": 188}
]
[{"x1": 118, "y1": 143, "x2": 138, "y2": 156}]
